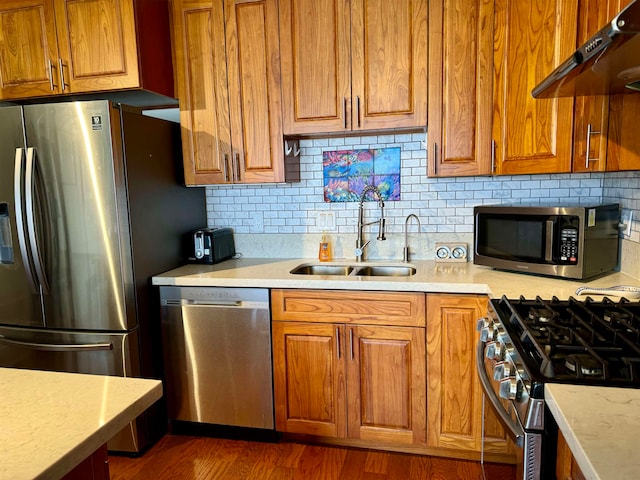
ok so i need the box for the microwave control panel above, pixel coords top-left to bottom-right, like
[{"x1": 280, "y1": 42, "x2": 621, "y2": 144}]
[{"x1": 559, "y1": 227, "x2": 579, "y2": 263}]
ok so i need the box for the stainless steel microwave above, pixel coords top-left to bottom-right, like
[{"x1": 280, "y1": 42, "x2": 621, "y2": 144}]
[{"x1": 473, "y1": 204, "x2": 620, "y2": 279}]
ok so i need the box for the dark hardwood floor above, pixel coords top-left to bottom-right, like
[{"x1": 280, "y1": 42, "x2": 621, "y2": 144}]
[{"x1": 108, "y1": 435, "x2": 516, "y2": 480}]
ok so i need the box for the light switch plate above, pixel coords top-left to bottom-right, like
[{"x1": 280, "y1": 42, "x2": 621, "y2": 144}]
[{"x1": 435, "y1": 242, "x2": 468, "y2": 262}]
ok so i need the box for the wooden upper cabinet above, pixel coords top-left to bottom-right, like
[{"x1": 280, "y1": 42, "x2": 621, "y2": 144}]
[
  {"x1": 427, "y1": 0, "x2": 494, "y2": 177},
  {"x1": 0, "y1": 0, "x2": 174, "y2": 101},
  {"x1": 0, "y1": 0, "x2": 60, "y2": 98},
  {"x1": 279, "y1": 0, "x2": 427, "y2": 135},
  {"x1": 426, "y1": 294, "x2": 515, "y2": 459},
  {"x1": 171, "y1": 0, "x2": 230, "y2": 184},
  {"x1": 224, "y1": 0, "x2": 285, "y2": 183},
  {"x1": 172, "y1": 0, "x2": 287, "y2": 185},
  {"x1": 570, "y1": 0, "x2": 612, "y2": 173},
  {"x1": 492, "y1": 0, "x2": 578, "y2": 175},
  {"x1": 606, "y1": 0, "x2": 640, "y2": 172},
  {"x1": 350, "y1": 0, "x2": 428, "y2": 131},
  {"x1": 279, "y1": 0, "x2": 350, "y2": 134}
]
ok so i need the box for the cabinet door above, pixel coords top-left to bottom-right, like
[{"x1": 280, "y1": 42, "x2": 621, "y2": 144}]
[
  {"x1": 0, "y1": 0, "x2": 61, "y2": 99},
  {"x1": 427, "y1": 0, "x2": 493, "y2": 177},
  {"x1": 426, "y1": 295, "x2": 514, "y2": 456},
  {"x1": 272, "y1": 321, "x2": 347, "y2": 438},
  {"x1": 556, "y1": 430, "x2": 586, "y2": 480},
  {"x1": 172, "y1": 0, "x2": 231, "y2": 184},
  {"x1": 571, "y1": 0, "x2": 614, "y2": 173},
  {"x1": 493, "y1": 0, "x2": 577, "y2": 175},
  {"x1": 279, "y1": 0, "x2": 351, "y2": 134},
  {"x1": 350, "y1": 0, "x2": 427, "y2": 131},
  {"x1": 347, "y1": 324, "x2": 426, "y2": 446},
  {"x1": 607, "y1": 0, "x2": 640, "y2": 172},
  {"x1": 53, "y1": 0, "x2": 140, "y2": 93},
  {"x1": 225, "y1": 0, "x2": 285, "y2": 183}
]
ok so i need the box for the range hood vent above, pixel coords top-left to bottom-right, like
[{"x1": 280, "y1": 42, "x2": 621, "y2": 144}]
[{"x1": 532, "y1": 0, "x2": 640, "y2": 98}]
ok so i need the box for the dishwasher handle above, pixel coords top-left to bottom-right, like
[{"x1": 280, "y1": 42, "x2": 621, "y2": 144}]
[{"x1": 161, "y1": 298, "x2": 268, "y2": 309}]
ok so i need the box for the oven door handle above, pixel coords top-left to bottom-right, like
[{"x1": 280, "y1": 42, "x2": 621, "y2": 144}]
[{"x1": 476, "y1": 340, "x2": 525, "y2": 447}]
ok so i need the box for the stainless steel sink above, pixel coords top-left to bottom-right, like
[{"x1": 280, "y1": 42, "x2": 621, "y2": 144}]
[
  {"x1": 290, "y1": 263, "x2": 416, "y2": 277},
  {"x1": 290, "y1": 264, "x2": 354, "y2": 276},
  {"x1": 353, "y1": 265, "x2": 416, "y2": 277}
]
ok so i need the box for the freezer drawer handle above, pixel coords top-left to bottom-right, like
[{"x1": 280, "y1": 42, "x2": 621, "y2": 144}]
[{"x1": 0, "y1": 336, "x2": 113, "y2": 352}]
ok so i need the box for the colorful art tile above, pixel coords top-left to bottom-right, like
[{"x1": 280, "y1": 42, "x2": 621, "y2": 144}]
[{"x1": 322, "y1": 148, "x2": 401, "y2": 202}]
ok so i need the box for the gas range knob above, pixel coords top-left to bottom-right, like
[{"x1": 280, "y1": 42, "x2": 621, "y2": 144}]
[
  {"x1": 499, "y1": 377, "x2": 523, "y2": 401},
  {"x1": 485, "y1": 342, "x2": 496, "y2": 359},
  {"x1": 476, "y1": 317, "x2": 490, "y2": 332},
  {"x1": 493, "y1": 362, "x2": 512, "y2": 381}
]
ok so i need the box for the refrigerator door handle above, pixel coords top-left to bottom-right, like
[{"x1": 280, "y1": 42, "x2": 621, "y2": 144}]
[
  {"x1": 24, "y1": 147, "x2": 50, "y2": 294},
  {"x1": 0, "y1": 335, "x2": 113, "y2": 352},
  {"x1": 13, "y1": 148, "x2": 39, "y2": 294}
]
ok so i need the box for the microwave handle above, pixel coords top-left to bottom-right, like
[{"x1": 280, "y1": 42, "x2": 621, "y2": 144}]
[{"x1": 545, "y1": 220, "x2": 554, "y2": 262}]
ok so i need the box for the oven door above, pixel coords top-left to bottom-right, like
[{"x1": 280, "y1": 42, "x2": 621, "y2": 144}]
[{"x1": 477, "y1": 340, "x2": 544, "y2": 480}]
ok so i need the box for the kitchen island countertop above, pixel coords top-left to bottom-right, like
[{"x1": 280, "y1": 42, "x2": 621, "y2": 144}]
[
  {"x1": 0, "y1": 368, "x2": 162, "y2": 480},
  {"x1": 546, "y1": 383, "x2": 640, "y2": 480},
  {"x1": 151, "y1": 258, "x2": 639, "y2": 300}
]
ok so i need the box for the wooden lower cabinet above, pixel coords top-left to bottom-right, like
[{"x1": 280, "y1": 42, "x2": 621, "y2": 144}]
[
  {"x1": 556, "y1": 430, "x2": 586, "y2": 480},
  {"x1": 271, "y1": 289, "x2": 426, "y2": 447},
  {"x1": 426, "y1": 294, "x2": 515, "y2": 460}
]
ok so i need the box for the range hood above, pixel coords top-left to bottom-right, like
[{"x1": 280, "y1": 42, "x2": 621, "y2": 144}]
[{"x1": 532, "y1": 0, "x2": 640, "y2": 98}]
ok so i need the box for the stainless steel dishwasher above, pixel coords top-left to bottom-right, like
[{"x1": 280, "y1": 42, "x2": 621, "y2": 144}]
[{"x1": 159, "y1": 286, "x2": 274, "y2": 431}]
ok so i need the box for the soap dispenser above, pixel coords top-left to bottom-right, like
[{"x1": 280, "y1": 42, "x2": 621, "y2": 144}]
[{"x1": 318, "y1": 231, "x2": 332, "y2": 262}]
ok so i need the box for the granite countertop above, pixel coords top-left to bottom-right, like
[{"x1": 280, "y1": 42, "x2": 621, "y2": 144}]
[
  {"x1": 546, "y1": 384, "x2": 640, "y2": 480},
  {"x1": 151, "y1": 258, "x2": 640, "y2": 300},
  {"x1": 0, "y1": 368, "x2": 162, "y2": 480}
]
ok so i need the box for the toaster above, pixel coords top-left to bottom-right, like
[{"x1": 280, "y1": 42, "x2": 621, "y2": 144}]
[{"x1": 187, "y1": 228, "x2": 235, "y2": 264}]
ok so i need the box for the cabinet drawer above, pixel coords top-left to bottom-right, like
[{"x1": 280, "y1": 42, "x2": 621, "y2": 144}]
[{"x1": 271, "y1": 289, "x2": 425, "y2": 327}]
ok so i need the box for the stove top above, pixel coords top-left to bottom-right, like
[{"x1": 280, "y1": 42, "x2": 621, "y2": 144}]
[{"x1": 490, "y1": 295, "x2": 640, "y2": 388}]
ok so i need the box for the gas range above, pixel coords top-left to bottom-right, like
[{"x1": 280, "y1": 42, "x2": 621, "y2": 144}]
[{"x1": 477, "y1": 295, "x2": 640, "y2": 480}]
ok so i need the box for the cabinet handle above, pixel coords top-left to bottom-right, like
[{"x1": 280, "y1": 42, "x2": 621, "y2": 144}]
[
  {"x1": 48, "y1": 60, "x2": 56, "y2": 91},
  {"x1": 223, "y1": 154, "x2": 230, "y2": 182},
  {"x1": 336, "y1": 327, "x2": 341, "y2": 359},
  {"x1": 349, "y1": 328, "x2": 354, "y2": 360},
  {"x1": 58, "y1": 58, "x2": 67, "y2": 92},
  {"x1": 356, "y1": 96, "x2": 361, "y2": 128},
  {"x1": 585, "y1": 123, "x2": 601, "y2": 169},
  {"x1": 491, "y1": 139, "x2": 496, "y2": 173},
  {"x1": 343, "y1": 97, "x2": 348, "y2": 129},
  {"x1": 433, "y1": 142, "x2": 438, "y2": 174},
  {"x1": 235, "y1": 153, "x2": 242, "y2": 182}
]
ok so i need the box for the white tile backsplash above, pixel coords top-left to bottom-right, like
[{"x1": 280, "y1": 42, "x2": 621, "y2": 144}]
[{"x1": 205, "y1": 134, "x2": 640, "y2": 261}]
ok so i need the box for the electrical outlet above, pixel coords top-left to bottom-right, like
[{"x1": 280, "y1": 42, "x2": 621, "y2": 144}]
[
  {"x1": 315, "y1": 211, "x2": 336, "y2": 231},
  {"x1": 620, "y1": 209, "x2": 633, "y2": 238},
  {"x1": 435, "y1": 242, "x2": 468, "y2": 262}
]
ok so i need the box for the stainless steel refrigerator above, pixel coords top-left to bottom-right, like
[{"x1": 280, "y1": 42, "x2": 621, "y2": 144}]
[{"x1": 0, "y1": 100, "x2": 206, "y2": 453}]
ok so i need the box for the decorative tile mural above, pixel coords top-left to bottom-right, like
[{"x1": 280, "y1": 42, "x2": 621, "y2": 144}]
[{"x1": 322, "y1": 147, "x2": 401, "y2": 202}]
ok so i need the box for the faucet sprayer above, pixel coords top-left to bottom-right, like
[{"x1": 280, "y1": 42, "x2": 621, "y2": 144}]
[{"x1": 355, "y1": 185, "x2": 386, "y2": 262}]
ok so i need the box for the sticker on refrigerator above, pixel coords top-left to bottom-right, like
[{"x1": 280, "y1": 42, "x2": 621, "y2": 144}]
[
  {"x1": 588, "y1": 208, "x2": 596, "y2": 227},
  {"x1": 91, "y1": 115, "x2": 103, "y2": 130}
]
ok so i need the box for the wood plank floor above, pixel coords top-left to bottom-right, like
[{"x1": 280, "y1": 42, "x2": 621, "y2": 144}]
[{"x1": 108, "y1": 435, "x2": 516, "y2": 480}]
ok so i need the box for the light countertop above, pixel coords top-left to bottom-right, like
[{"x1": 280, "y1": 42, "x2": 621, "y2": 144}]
[
  {"x1": 0, "y1": 368, "x2": 162, "y2": 480},
  {"x1": 151, "y1": 258, "x2": 640, "y2": 300},
  {"x1": 545, "y1": 384, "x2": 640, "y2": 480}
]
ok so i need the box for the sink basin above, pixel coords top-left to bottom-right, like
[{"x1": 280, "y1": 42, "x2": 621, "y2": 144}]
[
  {"x1": 290, "y1": 264, "x2": 354, "y2": 276},
  {"x1": 353, "y1": 265, "x2": 416, "y2": 277},
  {"x1": 290, "y1": 263, "x2": 416, "y2": 277}
]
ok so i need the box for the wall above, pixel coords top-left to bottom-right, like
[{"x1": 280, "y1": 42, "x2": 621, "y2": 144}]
[{"x1": 206, "y1": 134, "x2": 639, "y2": 270}]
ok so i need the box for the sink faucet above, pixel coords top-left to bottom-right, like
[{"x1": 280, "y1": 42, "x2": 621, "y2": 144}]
[
  {"x1": 355, "y1": 185, "x2": 386, "y2": 262},
  {"x1": 403, "y1": 214, "x2": 421, "y2": 262}
]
